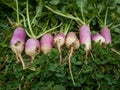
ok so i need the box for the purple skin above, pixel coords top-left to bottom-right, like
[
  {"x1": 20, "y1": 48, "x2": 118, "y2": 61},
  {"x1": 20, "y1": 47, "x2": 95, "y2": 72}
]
[
  {"x1": 100, "y1": 27, "x2": 111, "y2": 44},
  {"x1": 25, "y1": 38, "x2": 40, "y2": 60},
  {"x1": 91, "y1": 33, "x2": 105, "y2": 44},
  {"x1": 79, "y1": 25, "x2": 91, "y2": 51},
  {"x1": 10, "y1": 27, "x2": 26, "y2": 54},
  {"x1": 13, "y1": 27, "x2": 26, "y2": 40},
  {"x1": 54, "y1": 33, "x2": 65, "y2": 47},
  {"x1": 10, "y1": 35, "x2": 25, "y2": 54},
  {"x1": 66, "y1": 32, "x2": 80, "y2": 49},
  {"x1": 10, "y1": 35, "x2": 25, "y2": 45},
  {"x1": 10, "y1": 27, "x2": 26, "y2": 69},
  {"x1": 40, "y1": 34, "x2": 53, "y2": 54}
]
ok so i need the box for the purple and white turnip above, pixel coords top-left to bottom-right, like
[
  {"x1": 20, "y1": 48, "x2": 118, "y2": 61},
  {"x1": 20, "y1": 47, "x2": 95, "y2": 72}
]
[
  {"x1": 65, "y1": 32, "x2": 80, "y2": 86},
  {"x1": 25, "y1": 38, "x2": 40, "y2": 61},
  {"x1": 79, "y1": 25, "x2": 91, "y2": 51},
  {"x1": 40, "y1": 34, "x2": 54, "y2": 54},
  {"x1": 98, "y1": 8, "x2": 112, "y2": 45},
  {"x1": 10, "y1": 27, "x2": 26, "y2": 69},
  {"x1": 91, "y1": 33, "x2": 105, "y2": 45},
  {"x1": 53, "y1": 33, "x2": 65, "y2": 63},
  {"x1": 100, "y1": 27, "x2": 111, "y2": 45}
]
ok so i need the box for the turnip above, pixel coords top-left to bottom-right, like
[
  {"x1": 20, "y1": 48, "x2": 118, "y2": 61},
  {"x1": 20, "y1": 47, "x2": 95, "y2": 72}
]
[
  {"x1": 53, "y1": 21, "x2": 72, "y2": 64},
  {"x1": 97, "y1": 8, "x2": 112, "y2": 45},
  {"x1": 25, "y1": 38, "x2": 40, "y2": 61},
  {"x1": 13, "y1": 27, "x2": 26, "y2": 39},
  {"x1": 9, "y1": 0, "x2": 27, "y2": 69},
  {"x1": 79, "y1": 25, "x2": 91, "y2": 51},
  {"x1": 91, "y1": 33, "x2": 105, "y2": 45},
  {"x1": 65, "y1": 32, "x2": 80, "y2": 86},
  {"x1": 100, "y1": 27, "x2": 111, "y2": 44},
  {"x1": 54, "y1": 33, "x2": 65, "y2": 63},
  {"x1": 10, "y1": 27, "x2": 26, "y2": 69},
  {"x1": 8, "y1": 0, "x2": 26, "y2": 69},
  {"x1": 40, "y1": 34, "x2": 53, "y2": 54}
]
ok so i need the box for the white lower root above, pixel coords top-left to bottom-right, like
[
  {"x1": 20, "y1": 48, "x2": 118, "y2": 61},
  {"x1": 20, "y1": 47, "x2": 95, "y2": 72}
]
[
  {"x1": 57, "y1": 45, "x2": 62, "y2": 64},
  {"x1": 68, "y1": 47, "x2": 75, "y2": 85},
  {"x1": 18, "y1": 54, "x2": 26, "y2": 70}
]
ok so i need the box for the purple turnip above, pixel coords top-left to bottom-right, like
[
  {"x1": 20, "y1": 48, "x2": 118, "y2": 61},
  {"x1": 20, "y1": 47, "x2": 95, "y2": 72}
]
[
  {"x1": 100, "y1": 27, "x2": 111, "y2": 45},
  {"x1": 91, "y1": 33, "x2": 105, "y2": 45},
  {"x1": 10, "y1": 27, "x2": 26, "y2": 69},
  {"x1": 25, "y1": 38, "x2": 40, "y2": 61},
  {"x1": 40, "y1": 34, "x2": 53, "y2": 54},
  {"x1": 79, "y1": 25, "x2": 91, "y2": 51}
]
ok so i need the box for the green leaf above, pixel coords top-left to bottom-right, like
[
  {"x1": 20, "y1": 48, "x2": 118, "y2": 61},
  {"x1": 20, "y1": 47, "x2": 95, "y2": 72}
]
[
  {"x1": 50, "y1": 0, "x2": 60, "y2": 5},
  {"x1": 117, "y1": 6, "x2": 120, "y2": 14},
  {"x1": 49, "y1": 63, "x2": 58, "y2": 72},
  {"x1": 83, "y1": 65, "x2": 93, "y2": 73},
  {"x1": 53, "y1": 85, "x2": 66, "y2": 90}
]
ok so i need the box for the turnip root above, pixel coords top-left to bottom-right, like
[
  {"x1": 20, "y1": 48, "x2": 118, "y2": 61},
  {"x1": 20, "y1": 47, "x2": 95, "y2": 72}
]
[
  {"x1": 79, "y1": 25, "x2": 91, "y2": 64},
  {"x1": 40, "y1": 34, "x2": 53, "y2": 54},
  {"x1": 10, "y1": 27, "x2": 26, "y2": 69},
  {"x1": 91, "y1": 33, "x2": 105, "y2": 45},
  {"x1": 13, "y1": 27, "x2": 26, "y2": 39},
  {"x1": 100, "y1": 27, "x2": 111, "y2": 45},
  {"x1": 65, "y1": 32, "x2": 80, "y2": 86},
  {"x1": 53, "y1": 33, "x2": 65, "y2": 63},
  {"x1": 79, "y1": 25, "x2": 91, "y2": 51},
  {"x1": 25, "y1": 38, "x2": 40, "y2": 61}
]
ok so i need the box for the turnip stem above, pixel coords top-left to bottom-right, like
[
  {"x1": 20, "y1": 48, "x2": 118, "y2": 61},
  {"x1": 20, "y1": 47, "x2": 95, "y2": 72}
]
[
  {"x1": 45, "y1": 5, "x2": 84, "y2": 25},
  {"x1": 80, "y1": 0, "x2": 85, "y2": 23},
  {"x1": 104, "y1": 8, "x2": 108, "y2": 26},
  {"x1": 111, "y1": 24, "x2": 120, "y2": 29},
  {"x1": 36, "y1": 22, "x2": 62, "y2": 39},
  {"x1": 25, "y1": 29, "x2": 32, "y2": 38},
  {"x1": 26, "y1": 0, "x2": 36, "y2": 37},
  {"x1": 74, "y1": 11, "x2": 82, "y2": 26},
  {"x1": 68, "y1": 47, "x2": 75, "y2": 85},
  {"x1": 16, "y1": 0, "x2": 19, "y2": 25},
  {"x1": 5, "y1": 3, "x2": 27, "y2": 28},
  {"x1": 96, "y1": 16, "x2": 104, "y2": 27},
  {"x1": 7, "y1": 17, "x2": 16, "y2": 28},
  {"x1": 64, "y1": 20, "x2": 72, "y2": 35}
]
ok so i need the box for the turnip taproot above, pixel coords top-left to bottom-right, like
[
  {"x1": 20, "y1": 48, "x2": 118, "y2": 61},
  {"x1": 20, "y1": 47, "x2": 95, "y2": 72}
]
[
  {"x1": 40, "y1": 34, "x2": 53, "y2": 54},
  {"x1": 54, "y1": 33, "x2": 65, "y2": 63},
  {"x1": 65, "y1": 32, "x2": 80, "y2": 86},
  {"x1": 25, "y1": 38, "x2": 40, "y2": 61},
  {"x1": 10, "y1": 27, "x2": 26, "y2": 69}
]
